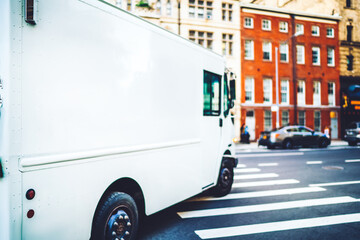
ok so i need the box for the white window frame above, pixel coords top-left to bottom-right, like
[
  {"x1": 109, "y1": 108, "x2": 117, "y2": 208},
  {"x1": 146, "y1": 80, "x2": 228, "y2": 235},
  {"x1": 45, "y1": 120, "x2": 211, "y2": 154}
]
[
  {"x1": 264, "y1": 110, "x2": 272, "y2": 131},
  {"x1": 328, "y1": 82, "x2": 335, "y2": 106},
  {"x1": 280, "y1": 43, "x2": 289, "y2": 62},
  {"x1": 279, "y1": 21, "x2": 288, "y2": 33},
  {"x1": 262, "y1": 19, "x2": 271, "y2": 31},
  {"x1": 296, "y1": 45, "x2": 305, "y2": 64},
  {"x1": 327, "y1": 27, "x2": 334, "y2": 38},
  {"x1": 244, "y1": 17, "x2": 254, "y2": 28},
  {"x1": 314, "y1": 111, "x2": 321, "y2": 132},
  {"x1": 327, "y1": 47, "x2": 335, "y2": 67},
  {"x1": 245, "y1": 77, "x2": 254, "y2": 103},
  {"x1": 312, "y1": 46, "x2": 321, "y2": 66},
  {"x1": 263, "y1": 78, "x2": 272, "y2": 104},
  {"x1": 313, "y1": 81, "x2": 321, "y2": 106},
  {"x1": 282, "y1": 110, "x2": 289, "y2": 126},
  {"x1": 245, "y1": 40, "x2": 254, "y2": 60},
  {"x1": 298, "y1": 111, "x2": 306, "y2": 126},
  {"x1": 312, "y1": 25, "x2": 320, "y2": 36},
  {"x1": 263, "y1": 41, "x2": 272, "y2": 61},
  {"x1": 281, "y1": 80, "x2": 289, "y2": 104},
  {"x1": 297, "y1": 80, "x2": 306, "y2": 105},
  {"x1": 296, "y1": 23, "x2": 304, "y2": 35}
]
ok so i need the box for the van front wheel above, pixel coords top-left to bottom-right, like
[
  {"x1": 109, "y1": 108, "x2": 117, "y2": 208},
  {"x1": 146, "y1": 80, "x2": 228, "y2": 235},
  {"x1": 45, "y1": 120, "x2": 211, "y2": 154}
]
[
  {"x1": 91, "y1": 192, "x2": 139, "y2": 240},
  {"x1": 211, "y1": 159, "x2": 234, "y2": 197}
]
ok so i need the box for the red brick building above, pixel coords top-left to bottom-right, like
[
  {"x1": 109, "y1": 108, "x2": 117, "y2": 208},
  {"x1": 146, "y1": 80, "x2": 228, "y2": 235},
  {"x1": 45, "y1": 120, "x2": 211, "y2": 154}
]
[{"x1": 239, "y1": 4, "x2": 341, "y2": 140}]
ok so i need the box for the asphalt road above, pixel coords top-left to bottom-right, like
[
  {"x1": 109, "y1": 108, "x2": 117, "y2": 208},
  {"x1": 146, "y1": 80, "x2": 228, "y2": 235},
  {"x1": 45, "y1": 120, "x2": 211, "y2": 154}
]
[{"x1": 138, "y1": 147, "x2": 360, "y2": 240}]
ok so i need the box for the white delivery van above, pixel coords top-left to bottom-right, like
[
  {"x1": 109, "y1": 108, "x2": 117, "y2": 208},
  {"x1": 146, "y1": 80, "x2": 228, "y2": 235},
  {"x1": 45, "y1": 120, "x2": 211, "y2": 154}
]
[{"x1": 0, "y1": 0, "x2": 237, "y2": 239}]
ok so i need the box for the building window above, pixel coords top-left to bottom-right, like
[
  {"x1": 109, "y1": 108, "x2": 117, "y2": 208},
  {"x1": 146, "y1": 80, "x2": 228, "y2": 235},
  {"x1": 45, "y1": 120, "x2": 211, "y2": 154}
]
[
  {"x1": 245, "y1": 40, "x2": 254, "y2": 60},
  {"x1": 262, "y1": 19, "x2": 271, "y2": 31},
  {"x1": 279, "y1": 21, "x2": 288, "y2": 33},
  {"x1": 346, "y1": 0, "x2": 352, "y2": 8},
  {"x1": 296, "y1": 45, "x2": 305, "y2": 64},
  {"x1": 156, "y1": 0, "x2": 162, "y2": 14},
  {"x1": 298, "y1": 111, "x2": 306, "y2": 126},
  {"x1": 282, "y1": 110, "x2": 289, "y2": 126},
  {"x1": 281, "y1": 80, "x2": 289, "y2": 104},
  {"x1": 203, "y1": 70, "x2": 221, "y2": 116},
  {"x1": 296, "y1": 23, "x2": 304, "y2": 35},
  {"x1": 189, "y1": 30, "x2": 213, "y2": 50},
  {"x1": 297, "y1": 80, "x2": 305, "y2": 105},
  {"x1": 263, "y1": 41, "x2": 272, "y2": 61},
  {"x1": 280, "y1": 43, "x2": 289, "y2": 62},
  {"x1": 327, "y1": 27, "x2": 334, "y2": 38},
  {"x1": 244, "y1": 17, "x2": 254, "y2": 28},
  {"x1": 347, "y1": 55, "x2": 354, "y2": 71},
  {"x1": 166, "y1": 0, "x2": 172, "y2": 16},
  {"x1": 127, "y1": 0, "x2": 132, "y2": 11},
  {"x1": 245, "y1": 77, "x2": 254, "y2": 103},
  {"x1": 327, "y1": 47, "x2": 335, "y2": 67},
  {"x1": 347, "y1": 25, "x2": 353, "y2": 42},
  {"x1": 222, "y1": 34, "x2": 233, "y2": 56},
  {"x1": 264, "y1": 110, "x2": 272, "y2": 131},
  {"x1": 328, "y1": 82, "x2": 335, "y2": 106},
  {"x1": 314, "y1": 111, "x2": 321, "y2": 132},
  {"x1": 312, "y1": 46, "x2": 321, "y2": 65},
  {"x1": 263, "y1": 78, "x2": 272, "y2": 104},
  {"x1": 313, "y1": 81, "x2": 321, "y2": 105},
  {"x1": 189, "y1": 0, "x2": 213, "y2": 19},
  {"x1": 222, "y1": 3, "x2": 232, "y2": 21},
  {"x1": 312, "y1": 26, "x2": 320, "y2": 36}
]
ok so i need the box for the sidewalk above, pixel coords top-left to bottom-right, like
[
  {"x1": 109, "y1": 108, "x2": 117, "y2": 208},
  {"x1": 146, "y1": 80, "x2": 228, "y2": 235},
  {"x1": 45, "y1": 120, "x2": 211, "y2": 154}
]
[{"x1": 234, "y1": 140, "x2": 349, "y2": 151}]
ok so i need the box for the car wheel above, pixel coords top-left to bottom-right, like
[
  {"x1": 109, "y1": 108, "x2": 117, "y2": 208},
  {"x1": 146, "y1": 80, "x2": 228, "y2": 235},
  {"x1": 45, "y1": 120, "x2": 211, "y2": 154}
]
[
  {"x1": 282, "y1": 139, "x2": 293, "y2": 149},
  {"x1": 211, "y1": 159, "x2": 234, "y2": 197},
  {"x1": 349, "y1": 141, "x2": 357, "y2": 146},
  {"x1": 91, "y1": 192, "x2": 139, "y2": 240},
  {"x1": 318, "y1": 138, "x2": 328, "y2": 148}
]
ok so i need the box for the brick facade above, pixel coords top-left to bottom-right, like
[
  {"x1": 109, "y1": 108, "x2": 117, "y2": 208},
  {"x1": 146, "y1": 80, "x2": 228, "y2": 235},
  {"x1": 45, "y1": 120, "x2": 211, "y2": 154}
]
[{"x1": 240, "y1": 5, "x2": 341, "y2": 140}]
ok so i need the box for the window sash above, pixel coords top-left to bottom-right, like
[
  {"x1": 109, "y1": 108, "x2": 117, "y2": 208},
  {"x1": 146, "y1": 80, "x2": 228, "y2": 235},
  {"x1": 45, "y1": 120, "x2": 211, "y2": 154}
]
[
  {"x1": 245, "y1": 40, "x2": 254, "y2": 60},
  {"x1": 297, "y1": 80, "x2": 305, "y2": 105},
  {"x1": 314, "y1": 111, "x2": 321, "y2": 131},
  {"x1": 264, "y1": 111, "x2": 272, "y2": 131},
  {"x1": 327, "y1": 48, "x2": 335, "y2": 66},
  {"x1": 281, "y1": 80, "x2": 289, "y2": 104},
  {"x1": 298, "y1": 111, "x2": 306, "y2": 126},
  {"x1": 313, "y1": 81, "x2": 321, "y2": 105},
  {"x1": 245, "y1": 77, "x2": 254, "y2": 102},
  {"x1": 282, "y1": 111, "x2": 289, "y2": 126},
  {"x1": 279, "y1": 21, "x2": 288, "y2": 32},
  {"x1": 312, "y1": 26, "x2": 320, "y2": 36},
  {"x1": 263, "y1": 42, "x2": 272, "y2": 61},
  {"x1": 244, "y1": 17, "x2": 253, "y2": 28},
  {"x1": 280, "y1": 43, "x2": 289, "y2": 62},
  {"x1": 328, "y1": 82, "x2": 335, "y2": 106},
  {"x1": 296, "y1": 45, "x2": 305, "y2": 64},
  {"x1": 327, "y1": 27, "x2": 334, "y2": 38},
  {"x1": 312, "y1": 47, "x2": 320, "y2": 65},
  {"x1": 263, "y1": 78, "x2": 272, "y2": 103},
  {"x1": 262, "y1": 19, "x2": 271, "y2": 30}
]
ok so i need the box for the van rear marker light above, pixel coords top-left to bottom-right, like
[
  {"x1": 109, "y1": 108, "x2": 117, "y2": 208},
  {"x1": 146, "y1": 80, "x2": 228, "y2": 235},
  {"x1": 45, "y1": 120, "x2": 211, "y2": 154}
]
[
  {"x1": 178, "y1": 196, "x2": 359, "y2": 219},
  {"x1": 187, "y1": 187, "x2": 326, "y2": 202},
  {"x1": 195, "y1": 213, "x2": 360, "y2": 239}
]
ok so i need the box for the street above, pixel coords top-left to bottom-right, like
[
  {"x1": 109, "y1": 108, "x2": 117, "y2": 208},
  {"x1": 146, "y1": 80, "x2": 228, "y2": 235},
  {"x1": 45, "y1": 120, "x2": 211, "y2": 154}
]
[{"x1": 138, "y1": 144, "x2": 360, "y2": 240}]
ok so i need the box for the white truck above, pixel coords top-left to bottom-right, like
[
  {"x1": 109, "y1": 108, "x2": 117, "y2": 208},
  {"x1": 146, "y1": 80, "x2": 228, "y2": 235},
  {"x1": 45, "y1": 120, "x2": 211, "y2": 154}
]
[{"x1": 0, "y1": 0, "x2": 237, "y2": 239}]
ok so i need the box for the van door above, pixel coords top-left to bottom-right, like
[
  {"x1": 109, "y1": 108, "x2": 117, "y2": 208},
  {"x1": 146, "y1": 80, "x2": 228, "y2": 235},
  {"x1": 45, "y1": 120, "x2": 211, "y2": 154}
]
[{"x1": 202, "y1": 70, "x2": 222, "y2": 186}]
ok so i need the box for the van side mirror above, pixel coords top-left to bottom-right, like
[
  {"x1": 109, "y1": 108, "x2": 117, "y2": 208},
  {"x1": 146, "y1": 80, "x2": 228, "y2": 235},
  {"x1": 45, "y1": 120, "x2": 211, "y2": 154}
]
[{"x1": 230, "y1": 79, "x2": 236, "y2": 100}]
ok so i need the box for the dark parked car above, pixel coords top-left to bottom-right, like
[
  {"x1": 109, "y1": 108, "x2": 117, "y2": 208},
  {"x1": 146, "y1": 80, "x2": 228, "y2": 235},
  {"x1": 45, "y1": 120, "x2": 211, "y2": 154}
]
[
  {"x1": 344, "y1": 122, "x2": 360, "y2": 146},
  {"x1": 258, "y1": 125, "x2": 331, "y2": 149}
]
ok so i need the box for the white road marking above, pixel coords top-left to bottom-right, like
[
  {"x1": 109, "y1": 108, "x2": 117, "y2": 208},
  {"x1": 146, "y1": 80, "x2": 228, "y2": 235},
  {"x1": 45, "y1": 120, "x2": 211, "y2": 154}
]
[
  {"x1": 237, "y1": 152, "x2": 304, "y2": 158},
  {"x1": 310, "y1": 180, "x2": 360, "y2": 187},
  {"x1": 236, "y1": 164, "x2": 247, "y2": 168},
  {"x1": 178, "y1": 196, "x2": 358, "y2": 219},
  {"x1": 258, "y1": 163, "x2": 278, "y2": 167},
  {"x1": 307, "y1": 161, "x2": 323, "y2": 165},
  {"x1": 195, "y1": 213, "x2": 360, "y2": 239},
  {"x1": 345, "y1": 159, "x2": 360, "y2": 163},
  {"x1": 232, "y1": 179, "x2": 299, "y2": 188},
  {"x1": 188, "y1": 187, "x2": 326, "y2": 202},
  {"x1": 235, "y1": 173, "x2": 279, "y2": 180},
  {"x1": 234, "y1": 168, "x2": 261, "y2": 173}
]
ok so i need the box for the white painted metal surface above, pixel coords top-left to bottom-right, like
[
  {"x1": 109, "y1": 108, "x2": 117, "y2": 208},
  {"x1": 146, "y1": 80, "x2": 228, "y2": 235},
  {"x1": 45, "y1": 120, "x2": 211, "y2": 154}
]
[{"x1": 0, "y1": 0, "x2": 235, "y2": 239}]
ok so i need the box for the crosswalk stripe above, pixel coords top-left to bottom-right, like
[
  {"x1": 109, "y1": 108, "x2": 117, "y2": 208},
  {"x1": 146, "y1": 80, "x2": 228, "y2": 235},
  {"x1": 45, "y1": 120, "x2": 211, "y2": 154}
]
[
  {"x1": 195, "y1": 213, "x2": 360, "y2": 239},
  {"x1": 188, "y1": 187, "x2": 326, "y2": 202},
  {"x1": 258, "y1": 163, "x2": 278, "y2": 167},
  {"x1": 309, "y1": 180, "x2": 360, "y2": 187},
  {"x1": 307, "y1": 161, "x2": 323, "y2": 164},
  {"x1": 236, "y1": 164, "x2": 247, "y2": 168},
  {"x1": 237, "y1": 152, "x2": 304, "y2": 158},
  {"x1": 232, "y1": 179, "x2": 299, "y2": 188},
  {"x1": 234, "y1": 173, "x2": 279, "y2": 180},
  {"x1": 177, "y1": 196, "x2": 358, "y2": 219},
  {"x1": 345, "y1": 159, "x2": 360, "y2": 163},
  {"x1": 234, "y1": 168, "x2": 261, "y2": 173}
]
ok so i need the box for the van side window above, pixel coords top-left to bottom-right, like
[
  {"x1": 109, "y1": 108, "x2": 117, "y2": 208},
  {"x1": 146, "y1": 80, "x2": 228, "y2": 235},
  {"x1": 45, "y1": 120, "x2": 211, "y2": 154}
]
[{"x1": 203, "y1": 70, "x2": 221, "y2": 116}]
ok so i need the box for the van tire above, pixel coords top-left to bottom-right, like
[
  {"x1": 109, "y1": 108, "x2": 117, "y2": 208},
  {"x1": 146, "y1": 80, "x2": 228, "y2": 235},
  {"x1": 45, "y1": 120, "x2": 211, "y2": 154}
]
[
  {"x1": 211, "y1": 159, "x2": 234, "y2": 197},
  {"x1": 91, "y1": 192, "x2": 138, "y2": 240}
]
